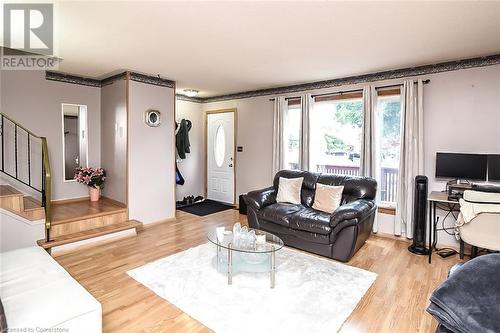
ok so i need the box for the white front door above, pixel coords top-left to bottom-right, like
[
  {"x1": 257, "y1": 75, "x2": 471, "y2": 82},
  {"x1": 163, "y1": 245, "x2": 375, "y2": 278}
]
[{"x1": 207, "y1": 111, "x2": 235, "y2": 204}]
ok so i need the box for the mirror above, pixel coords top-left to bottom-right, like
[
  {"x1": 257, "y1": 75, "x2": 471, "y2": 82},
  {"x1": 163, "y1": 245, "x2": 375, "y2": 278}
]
[{"x1": 62, "y1": 104, "x2": 88, "y2": 181}]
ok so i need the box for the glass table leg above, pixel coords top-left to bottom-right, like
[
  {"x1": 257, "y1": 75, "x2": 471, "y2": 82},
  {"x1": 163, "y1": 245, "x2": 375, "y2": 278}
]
[
  {"x1": 270, "y1": 246, "x2": 276, "y2": 288},
  {"x1": 228, "y1": 243, "x2": 232, "y2": 285},
  {"x1": 216, "y1": 240, "x2": 220, "y2": 266}
]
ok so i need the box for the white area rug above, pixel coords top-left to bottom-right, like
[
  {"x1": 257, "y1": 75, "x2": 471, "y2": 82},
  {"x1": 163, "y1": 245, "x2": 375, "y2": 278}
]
[{"x1": 128, "y1": 243, "x2": 376, "y2": 333}]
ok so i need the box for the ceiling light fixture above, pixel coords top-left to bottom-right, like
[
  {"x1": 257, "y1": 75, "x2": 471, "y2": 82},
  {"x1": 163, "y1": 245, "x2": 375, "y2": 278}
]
[{"x1": 183, "y1": 89, "x2": 199, "y2": 97}]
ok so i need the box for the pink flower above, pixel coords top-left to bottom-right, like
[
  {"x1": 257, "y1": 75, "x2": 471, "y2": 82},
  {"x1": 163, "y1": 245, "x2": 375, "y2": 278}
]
[{"x1": 83, "y1": 175, "x2": 91, "y2": 184}]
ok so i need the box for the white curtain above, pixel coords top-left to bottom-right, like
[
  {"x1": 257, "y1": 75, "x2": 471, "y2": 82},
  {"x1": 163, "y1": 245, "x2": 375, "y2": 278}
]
[
  {"x1": 360, "y1": 85, "x2": 379, "y2": 232},
  {"x1": 360, "y1": 85, "x2": 378, "y2": 177},
  {"x1": 300, "y1": 94, "x2": 312, "y2": 171},
  {"x1": 272, "y1": 96, "x2": 287, "y2": 176},
  {"x1": 395, "y1": 79, "x2": 425, "y2": 237}
]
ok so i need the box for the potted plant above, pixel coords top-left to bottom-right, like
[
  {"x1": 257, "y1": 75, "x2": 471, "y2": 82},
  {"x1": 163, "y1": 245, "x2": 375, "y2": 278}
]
[{"x1": 74, "y1": 167, "x2": 106, "y2": 202}]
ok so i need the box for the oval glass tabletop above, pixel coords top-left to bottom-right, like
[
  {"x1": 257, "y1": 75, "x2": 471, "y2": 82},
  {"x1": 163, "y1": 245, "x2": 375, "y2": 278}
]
[{"x1": 207, "y1": 228, "x2": 284, "y2": 254}]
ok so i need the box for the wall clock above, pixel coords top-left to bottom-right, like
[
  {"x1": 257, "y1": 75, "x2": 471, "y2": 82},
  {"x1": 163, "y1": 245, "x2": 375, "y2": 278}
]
[{"x1": 145, "y1": 110, "x2": 161, "y2": 127}]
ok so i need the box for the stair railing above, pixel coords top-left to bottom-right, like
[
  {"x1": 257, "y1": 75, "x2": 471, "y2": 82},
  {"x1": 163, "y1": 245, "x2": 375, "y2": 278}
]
[{"x1": 0, "y1": 112, "x2": 52, "y2": 242}]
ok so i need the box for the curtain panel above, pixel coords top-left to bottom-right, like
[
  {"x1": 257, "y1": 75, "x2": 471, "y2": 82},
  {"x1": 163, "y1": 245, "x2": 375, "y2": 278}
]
[
  {"x1": 272, "y1": 96, "x2": 287, "y2": 176},
  {"x1": 300, "y1": 94, "x2": 312, "y2": 171},
  {"x1": 360, "y1": 85, "x2": 379, "y2": 232},
  {"x1": 395, "y1": 80, "x2": 425, "y2": 238}
]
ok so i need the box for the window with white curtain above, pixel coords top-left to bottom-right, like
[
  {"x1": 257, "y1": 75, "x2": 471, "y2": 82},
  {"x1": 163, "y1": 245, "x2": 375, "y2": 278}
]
[
  {"x1": 277, "y1": 88, "x2": 403, "y2": 207},
  {"x1": 375, "y1": 90, "x2": 402, "y2": 206},
  {"x1": 309, "y1": 94, "x2": 363, "y2": 175},
  {"x1": 283, "y1": 99, "x2": 301, "y2": 170}
]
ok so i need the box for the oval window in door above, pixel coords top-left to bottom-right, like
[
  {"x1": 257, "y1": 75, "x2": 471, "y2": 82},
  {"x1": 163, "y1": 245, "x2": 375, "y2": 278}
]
[{"x1": 214, "y1": 124, "x2": 226, "y2": 167}]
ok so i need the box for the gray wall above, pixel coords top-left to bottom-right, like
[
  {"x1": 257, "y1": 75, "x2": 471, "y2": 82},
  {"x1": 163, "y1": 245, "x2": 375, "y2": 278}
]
[
  {"x1": 175, "y1": 100, "x2": 205, "y2": 200},
  {"x1": 202, "y1": 96, "x2": 275, "y2": 197},
  {"x1": 101, "y1": 79, "x2": 128, "y2": 204},
  {"x1": 1, "y1": 70, "x2": 101, "y2": 200},
  {"x1": 128, "y1": 81, "x2": 176, "y2": 223}
]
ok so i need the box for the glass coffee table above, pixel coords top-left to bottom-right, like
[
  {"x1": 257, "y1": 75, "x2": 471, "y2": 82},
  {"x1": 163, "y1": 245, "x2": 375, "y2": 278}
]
[{"x1": 207, "y1": 228, "x2": 284, "y2": 288}]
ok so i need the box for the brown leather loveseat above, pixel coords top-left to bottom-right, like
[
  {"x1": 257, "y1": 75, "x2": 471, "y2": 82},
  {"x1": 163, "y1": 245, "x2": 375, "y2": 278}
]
[{"x1": 244, "y1": 170, "x2": 377, "y2": 262}]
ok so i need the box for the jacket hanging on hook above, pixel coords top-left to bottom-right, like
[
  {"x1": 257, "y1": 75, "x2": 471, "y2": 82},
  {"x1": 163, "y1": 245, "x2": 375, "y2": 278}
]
[{"x1": 176, "y1": 119, "x2": 192, "y2": 159}]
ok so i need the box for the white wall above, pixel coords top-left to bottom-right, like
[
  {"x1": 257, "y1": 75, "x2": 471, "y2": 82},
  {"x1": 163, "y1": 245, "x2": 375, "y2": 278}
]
[
  {"x1": 0, "y1": 209, "x2": 44, "y2": 252},
  {"x1": 1, "y1": 70, "x2": 101, "y2": 200},
  {"x1": 101, "y1": 79, "x2": 128, "y2": 204},
  {"x1": 128, "y1": 81, "x2": 175, "y2": 223},
  {"x1": 422, "y1": 65, "x2": 500, "y2": 246},
  {"x1": 424, "y1": 65, "x2": 500, "y2": 191},
  {"x1": 175, "y1": 100, "x2": 205, "y2": 200}
]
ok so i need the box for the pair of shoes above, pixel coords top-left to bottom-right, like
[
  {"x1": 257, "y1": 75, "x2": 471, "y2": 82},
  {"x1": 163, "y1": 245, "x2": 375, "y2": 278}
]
[
  {"x1": 194, "y1": 196, "x2": 203, "y2": 202},
  {"x1": 185, "y1": 196, "x2": 195, "y2": 204}
]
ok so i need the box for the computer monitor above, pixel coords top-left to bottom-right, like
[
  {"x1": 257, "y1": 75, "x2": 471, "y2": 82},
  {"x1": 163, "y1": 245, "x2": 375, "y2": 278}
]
[
  {"x1": 435, "y1": 152, "x2": 487, "y2": 181},
  {"x1": 488, "y1": 155, "x2": 500, "y2": 181}
]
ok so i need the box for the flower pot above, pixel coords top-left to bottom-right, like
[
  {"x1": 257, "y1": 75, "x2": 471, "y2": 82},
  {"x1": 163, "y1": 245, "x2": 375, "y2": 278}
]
[{"x1": 89, "y1": 187, "x2": 100, "y2": 202}]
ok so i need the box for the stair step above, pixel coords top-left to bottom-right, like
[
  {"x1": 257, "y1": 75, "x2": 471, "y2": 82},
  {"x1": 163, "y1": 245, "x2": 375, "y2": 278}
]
[
  {"x1": 23, "y1": 196, "x2": 42, "y2": 211},
  {"x1": 52, "y1": 197, "x2": 127, "y2": 225},
  {"x1": 37, "y1": 220, "x2": 142, "y2": 249},
  {"x1": 0, "y1": 185, "x2": 23, "y2": 198}
]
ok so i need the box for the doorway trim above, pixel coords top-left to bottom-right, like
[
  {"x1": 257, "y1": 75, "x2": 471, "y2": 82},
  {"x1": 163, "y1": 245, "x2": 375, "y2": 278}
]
[{"x1": 205, "y1": 108, "x2": 237, "y2": 205}]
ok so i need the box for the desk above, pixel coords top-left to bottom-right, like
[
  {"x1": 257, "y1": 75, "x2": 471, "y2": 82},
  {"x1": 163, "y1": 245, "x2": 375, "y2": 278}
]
[{"x1": 428, "y1": 191, "x2": 460, "y2": 263}]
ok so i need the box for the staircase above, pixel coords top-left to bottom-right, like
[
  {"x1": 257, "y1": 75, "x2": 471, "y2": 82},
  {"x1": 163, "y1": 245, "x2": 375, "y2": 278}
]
[
  {"x1": 1, "y1": 112, "x2": 142, "y2": 254},
  {"x1": 0, "y1": 184, "x2": 45, "y2": 220},
  {"x1": 1, "y1": 112, "x2": 52, "y2": 242}
]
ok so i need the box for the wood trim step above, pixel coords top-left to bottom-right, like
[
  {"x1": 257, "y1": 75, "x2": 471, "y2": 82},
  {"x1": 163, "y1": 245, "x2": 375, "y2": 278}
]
[
  {"x1": 378, "y1": 207, "x2": 396, "y2": 215},
  {"x1": 0, "y1": 185, "x2": 23, "y2": 198},
  {"x1": 23, "y1": 196, "x2": 42, "y2": 211},
  {"x1": 37, "y1": 220, "x2": 142, "y2": 249},
  {"x1": 51, "y1": 197, "x2": 128, "y2": 225}
]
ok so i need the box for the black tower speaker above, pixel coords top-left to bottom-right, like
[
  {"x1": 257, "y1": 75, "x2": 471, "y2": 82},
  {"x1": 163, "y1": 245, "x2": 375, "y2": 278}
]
[{"x1": 408, "y1": 175, "x2": 430, "y2": 255}]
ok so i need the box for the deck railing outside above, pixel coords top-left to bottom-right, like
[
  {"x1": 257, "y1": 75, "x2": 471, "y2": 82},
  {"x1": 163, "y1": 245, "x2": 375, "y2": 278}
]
[{"x1": 314, "y1": 164, "x2": 399, "y2": 203}]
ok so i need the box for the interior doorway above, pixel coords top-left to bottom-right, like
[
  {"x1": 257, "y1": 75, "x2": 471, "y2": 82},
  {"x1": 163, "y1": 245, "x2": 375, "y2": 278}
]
[{"x1": 206, "y1": 109, "x2": 236, "y2": 204}]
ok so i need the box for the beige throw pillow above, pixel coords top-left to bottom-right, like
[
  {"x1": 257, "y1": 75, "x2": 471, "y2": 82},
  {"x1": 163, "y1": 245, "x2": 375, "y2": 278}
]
[
  {"x1": 312, "y1": 183, "x2": 344, "y2": 214},
  {"x1": 276, "y1": 177, "x2": 303, "y2": 204}
]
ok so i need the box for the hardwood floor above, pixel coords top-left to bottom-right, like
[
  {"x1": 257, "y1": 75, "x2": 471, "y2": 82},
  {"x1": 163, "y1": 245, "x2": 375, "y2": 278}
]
[{"x1": 54, "y1": 209, "x2": 460, "y2": 332}]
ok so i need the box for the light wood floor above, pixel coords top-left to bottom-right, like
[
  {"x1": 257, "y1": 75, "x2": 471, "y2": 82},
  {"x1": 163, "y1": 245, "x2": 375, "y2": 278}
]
[{"x1": 54, "y1": 209, "x2": 460, "y2": 333}]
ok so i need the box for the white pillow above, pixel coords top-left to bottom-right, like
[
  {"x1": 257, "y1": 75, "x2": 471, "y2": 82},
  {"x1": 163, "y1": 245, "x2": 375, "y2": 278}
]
[
  {"x1": 276, "y1": 177, "x2": 303, "y2": 204},
  {"x1": 312, "y1": 183, "x2": 344, "y2": 214}
]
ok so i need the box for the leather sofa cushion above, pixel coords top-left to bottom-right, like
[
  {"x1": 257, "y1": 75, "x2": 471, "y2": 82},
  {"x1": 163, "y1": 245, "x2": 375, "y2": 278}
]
[
  {"x1": 259, "y1": 220, "x2": 331, "y2": 245},
  {"x1": 289, "y1": 208, "x2": 332, "y2": 235},
  {"x1": 258, "y1": 203, "x2": 303, "y2": 227},
  {"x1": 317, "y1": 174, "x2": 377, "y2": 203}
]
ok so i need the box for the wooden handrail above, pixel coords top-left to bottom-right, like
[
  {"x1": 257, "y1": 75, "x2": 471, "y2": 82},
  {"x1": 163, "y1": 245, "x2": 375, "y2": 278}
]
[{"x1": 41, "y1": 137, "x2": 52, "y2": 241}]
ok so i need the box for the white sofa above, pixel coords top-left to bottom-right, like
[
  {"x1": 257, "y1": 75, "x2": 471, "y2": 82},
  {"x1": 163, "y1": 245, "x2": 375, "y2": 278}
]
[{"x1": 0, "y1": 247, "x2": 102, "y2": 332}]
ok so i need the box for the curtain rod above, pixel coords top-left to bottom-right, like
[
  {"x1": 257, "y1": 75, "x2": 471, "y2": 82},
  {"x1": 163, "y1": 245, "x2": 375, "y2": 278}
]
[
  {"x1": 311, "y1": 88, "x2": 363, "y2": 99},
  {"x1": 268, "y1": 96, "x2": 301, "y2": 102},
  {"x1": 376, "y1": 79, "x2": 431, "y2": 90},
  {"x1": 268, "y1": 79, "x2": 430, "y2": 101}
]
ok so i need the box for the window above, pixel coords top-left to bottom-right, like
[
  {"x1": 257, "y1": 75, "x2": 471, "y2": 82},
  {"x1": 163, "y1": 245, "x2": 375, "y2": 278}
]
[
  {"x1": 277, "y1": 89, "x2": 402, "y2": 206},
  {"x1": 214, "y1": 124, "x2": 226, "y2": 167},
  {"x1": 283, "y1": 100, "x2": 301, "y2": 170},
  {"x1": 375, "y1": 90, "x2": 402, "y2": 206},
  {"x1": 309, "y1": 95, "x2": 363, "y2": 176}
]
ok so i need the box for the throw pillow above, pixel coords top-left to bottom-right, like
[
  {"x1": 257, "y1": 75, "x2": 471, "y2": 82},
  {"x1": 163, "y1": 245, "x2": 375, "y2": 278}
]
[
  {"x1": 276, "y1": 177, "x2": 303, "y2": 204},
  {"x1": 312, "y1": 183, "x2": 344, "y2": 214}
]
